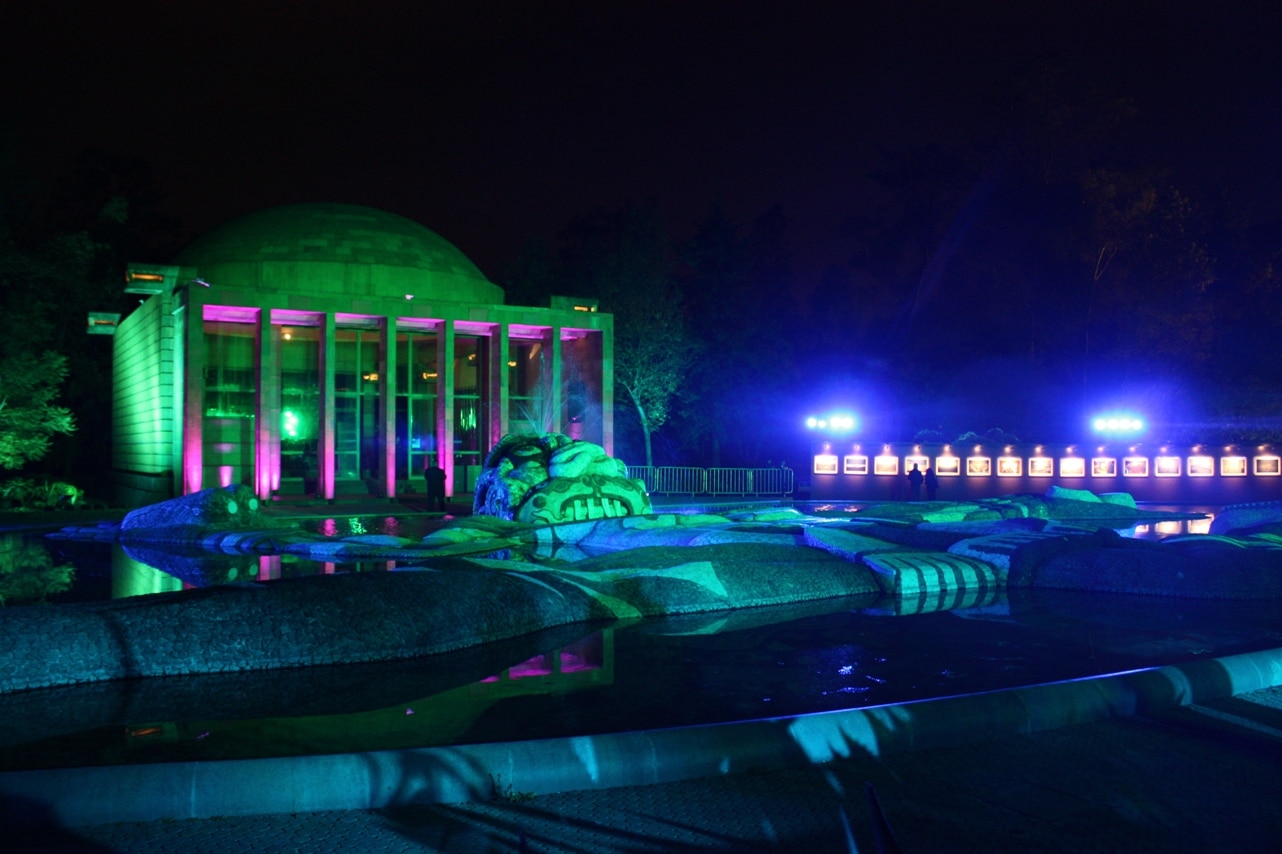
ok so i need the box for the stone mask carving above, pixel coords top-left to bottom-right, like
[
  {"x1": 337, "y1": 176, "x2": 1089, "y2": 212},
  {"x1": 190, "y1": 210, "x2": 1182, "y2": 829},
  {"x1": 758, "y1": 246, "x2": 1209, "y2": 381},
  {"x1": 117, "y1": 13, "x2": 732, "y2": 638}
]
[{"x1": 473, "y1": 433, "x2": 651, "y2": 524}]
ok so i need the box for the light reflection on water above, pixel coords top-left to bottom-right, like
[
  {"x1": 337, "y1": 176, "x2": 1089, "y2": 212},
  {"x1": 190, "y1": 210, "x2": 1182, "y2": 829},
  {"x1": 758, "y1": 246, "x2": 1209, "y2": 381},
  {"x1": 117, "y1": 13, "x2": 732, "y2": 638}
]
[
  {"x1": 3, "y1": 501, "x2": 1280, "y2": 772},
  {"x1": 5, "y1": 504, "x2": 1224, "y2": 607},
  {"x1": 3, "y1": 589, "x2": 1281, "y2": 773},
  {"x1": 313, "y1": 515, "x2": 413, "y2": 538}
]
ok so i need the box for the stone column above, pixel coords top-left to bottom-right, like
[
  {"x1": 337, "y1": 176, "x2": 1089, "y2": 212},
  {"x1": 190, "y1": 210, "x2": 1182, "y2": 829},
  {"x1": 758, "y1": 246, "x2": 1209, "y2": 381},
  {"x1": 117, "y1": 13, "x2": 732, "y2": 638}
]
[
  {"x1": 549, "y1": 327, "x2": 564, "y2": 434},
  {"x1": 379, "y1": 316, "x2": 397, "y2": 500},
  {"x1": 254, "y1": 309, "x2": 279, "y2": 501},
  {"x1": 181, "y1": 296, "x2": 206, "y2": 495},
  {"x1": 436, "y1": 319, "x2": 456, "y2": 497},
  {"x1": 600, "y1": 322, "x2": 615, "y2": 456},
  {"x1": 490, "y1": 323, "x2": 509, "y2": 448},
  {"x1": 317, "y1": 313, "x2": 336, "y2": 501}
]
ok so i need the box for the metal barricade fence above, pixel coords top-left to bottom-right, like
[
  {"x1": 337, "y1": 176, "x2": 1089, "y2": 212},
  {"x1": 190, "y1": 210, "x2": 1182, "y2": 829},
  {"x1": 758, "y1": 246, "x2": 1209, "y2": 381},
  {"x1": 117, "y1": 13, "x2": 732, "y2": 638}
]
[
  {"x1": 626, "y1": 466, "x2": 794, "y2": 496},
  {"x1": 653, "y1": 466, "x2": 708, "y2": 495},
  {"x1": 627, "y1": 465, "x2": 657, "y2": 493},
  {"x1": 749, "y1": 466, "x2": 795, "y2": 495},
  {"x1": 706, "y1": 468, "x2": 750, "y2": 495}
]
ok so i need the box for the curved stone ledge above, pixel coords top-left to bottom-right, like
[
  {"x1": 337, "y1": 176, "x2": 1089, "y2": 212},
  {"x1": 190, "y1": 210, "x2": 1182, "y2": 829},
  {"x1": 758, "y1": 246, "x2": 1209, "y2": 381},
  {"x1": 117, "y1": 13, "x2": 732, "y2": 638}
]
[
  {"x1": 0, "y1": 544, "x2": 877, "y2": 694},
  {"x1": 18, "y1": 490, "x2": 1282, "y2": 694}
]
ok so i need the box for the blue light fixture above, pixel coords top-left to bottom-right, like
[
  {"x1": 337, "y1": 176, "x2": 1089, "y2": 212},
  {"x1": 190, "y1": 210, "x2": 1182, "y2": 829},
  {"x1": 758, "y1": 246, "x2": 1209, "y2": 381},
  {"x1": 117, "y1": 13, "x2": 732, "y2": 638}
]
[
  {"x1": 1091, "y1": 412, "x2": 1145, "y2": 436},
  {"x1": 806, "y1": 412, "x2": 858, "y2": 433}
]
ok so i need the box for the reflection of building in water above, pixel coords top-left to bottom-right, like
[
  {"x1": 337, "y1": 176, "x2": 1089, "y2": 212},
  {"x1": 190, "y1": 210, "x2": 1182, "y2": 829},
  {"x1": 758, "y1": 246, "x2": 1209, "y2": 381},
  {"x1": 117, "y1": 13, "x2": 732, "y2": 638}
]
[
  {"x1": 479, "y1": 630, "x2": 610, "y2": 685},
  {"x1": 125, "y1": 629, "x2": 616, "y2": 759},
  {"x1": 111, "y1": 546, "x2": 185, "y2": 599},
  {"x1": 114, "y1": 203, "x2": 613, "y2": 508}
]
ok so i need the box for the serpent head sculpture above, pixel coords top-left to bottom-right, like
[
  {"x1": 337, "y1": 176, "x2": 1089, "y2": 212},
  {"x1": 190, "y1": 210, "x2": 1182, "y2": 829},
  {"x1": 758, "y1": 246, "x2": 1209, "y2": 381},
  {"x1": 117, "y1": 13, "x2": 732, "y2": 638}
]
[{"x1": 472, "y1": 433, "x2": 651, "y2": 524}]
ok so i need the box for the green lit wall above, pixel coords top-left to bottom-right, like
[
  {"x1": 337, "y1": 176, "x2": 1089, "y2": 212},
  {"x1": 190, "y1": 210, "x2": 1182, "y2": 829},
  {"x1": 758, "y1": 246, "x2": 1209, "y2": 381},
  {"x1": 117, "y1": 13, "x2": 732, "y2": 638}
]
[
  {"x1": 113, "y1": 204, "x2": 615, "y2": 506},
  {"x1": 113, "y1": 292, "x2": 178, "y2": 506}
]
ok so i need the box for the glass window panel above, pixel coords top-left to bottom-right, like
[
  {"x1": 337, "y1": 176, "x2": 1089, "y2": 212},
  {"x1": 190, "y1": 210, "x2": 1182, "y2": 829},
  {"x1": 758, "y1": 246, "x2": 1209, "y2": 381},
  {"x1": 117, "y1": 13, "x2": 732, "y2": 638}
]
[
  {"x1": 453, "y1": 334, "x2": 490, "y2": 472},
  {"x1": 202, "y1": 320, "x2": 256, "y2": 490},
  {"x1": 563, "y1": 331, "x2": 604, "y2": 444},
  {"x1": 279, "y1": 325, "x2": 320, "y2": 487},
  {"x1": 508, "y1": 339, "x2": 545, "y2": 434},
  {"x1": 334, "y1": 328, "x2": 381, "y2": 481},
  {"x1": 397, "y1": 330, "x2": 439, "y2": 479}
]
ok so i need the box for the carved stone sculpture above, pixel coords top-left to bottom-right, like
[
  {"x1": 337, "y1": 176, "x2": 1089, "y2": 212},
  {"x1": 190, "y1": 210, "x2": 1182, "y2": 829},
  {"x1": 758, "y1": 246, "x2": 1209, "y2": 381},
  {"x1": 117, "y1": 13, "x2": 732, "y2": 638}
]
[{"x1": 472, "y1": 432, "x2": 651, "y2": 524}]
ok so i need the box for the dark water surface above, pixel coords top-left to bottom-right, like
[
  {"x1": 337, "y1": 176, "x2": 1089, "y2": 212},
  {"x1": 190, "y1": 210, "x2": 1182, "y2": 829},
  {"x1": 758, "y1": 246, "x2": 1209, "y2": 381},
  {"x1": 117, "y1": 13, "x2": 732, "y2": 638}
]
[
  {"x1": 3, "y1": 503, "x2": 1276, "y2": 773},
  {"x1": 3, "y1": 587, "x2": 1279, "y2": 773}
]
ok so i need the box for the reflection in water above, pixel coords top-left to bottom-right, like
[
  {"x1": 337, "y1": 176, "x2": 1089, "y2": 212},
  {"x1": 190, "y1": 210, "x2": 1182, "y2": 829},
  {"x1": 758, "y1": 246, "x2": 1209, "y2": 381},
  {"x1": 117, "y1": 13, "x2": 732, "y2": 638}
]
[
  {"x1": 0, "y1": 532, "x2": 75, "y2": 604},
  {"x1": 313, "y1": 516, "x2": 404, "y2": 538},
  {"x1": 28, "y1": 505, "x2": 1225, "y2": 606},
  {"x1": 482, "y1": 632, "x2": 607, "y2": 681},
  {"x1": 0, "y1": 627, "x2": 617, "y2": 770},
  {"x1": 8, "y1": 502, "x2": 1275, "y2": 772},
  {"x1": 112, "y1": 546, "x2": 184, "y2": 599},
  {"x1": 1122, "y1": 506, "x2": 1216, "y2": 540},
  {"x1": 5, "y1": 585, "x2": 1280, "y2": 774},
  {"x1": 125, "y1": 631, "x2": 616, "y2": 764}
]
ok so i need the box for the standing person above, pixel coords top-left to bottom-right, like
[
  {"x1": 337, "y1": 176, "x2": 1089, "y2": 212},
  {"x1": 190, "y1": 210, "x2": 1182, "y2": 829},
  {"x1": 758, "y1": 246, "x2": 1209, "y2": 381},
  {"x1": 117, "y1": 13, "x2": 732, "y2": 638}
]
[
  {"x1": 424, "y1": 462, "x2": 447, "y2": 512},
  {"x1": 907, "y1": 464, "x2": 924, "y2": 500},
  {"x1": 924, "y1": 465, "x2": 939, "y2": 500}
]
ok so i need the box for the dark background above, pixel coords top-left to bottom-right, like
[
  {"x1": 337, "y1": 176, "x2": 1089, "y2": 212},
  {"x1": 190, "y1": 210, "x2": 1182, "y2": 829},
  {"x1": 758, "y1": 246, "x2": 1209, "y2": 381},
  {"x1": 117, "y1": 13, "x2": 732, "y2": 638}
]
[{"x1": 3, "y1": 1, "x2": 1281, "y2": 485}]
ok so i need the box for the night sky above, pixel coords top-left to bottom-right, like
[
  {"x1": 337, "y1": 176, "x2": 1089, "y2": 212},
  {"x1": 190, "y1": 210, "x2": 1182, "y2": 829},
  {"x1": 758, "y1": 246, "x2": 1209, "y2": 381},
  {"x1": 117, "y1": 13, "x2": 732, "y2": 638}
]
[{"x1": 5, "y1": 0, "x2": 1280, "y2": 284}]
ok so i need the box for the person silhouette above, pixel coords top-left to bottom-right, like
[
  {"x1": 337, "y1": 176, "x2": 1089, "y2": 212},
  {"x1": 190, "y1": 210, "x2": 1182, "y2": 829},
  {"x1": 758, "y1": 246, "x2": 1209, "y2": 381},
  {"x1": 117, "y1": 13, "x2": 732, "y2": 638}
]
[
  {"x1": 424, "y1": 463, "x2": 447, "y2": 512},
  {"x1": 924, "y1": 465, "x2": 939, "y2": 500},
  {"x1": 907, "y1": 464, "x2": 924, "y2": 500}
]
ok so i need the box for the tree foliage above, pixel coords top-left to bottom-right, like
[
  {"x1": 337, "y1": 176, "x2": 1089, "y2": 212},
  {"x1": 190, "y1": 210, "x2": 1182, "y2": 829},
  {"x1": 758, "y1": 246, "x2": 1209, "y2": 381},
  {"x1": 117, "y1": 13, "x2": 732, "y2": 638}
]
[
  {"x1": 501, "y1": 204, "x2": 704, "y2": 467},
  {"x1": 0, "y1": 144, "x2": 166, "y2": 495},
  {"x1": 613, "y1": 286, "x2": 700, "y2": 466},
  {"x1": 0, "y1": 351, "x2": 75, "y2": 470},
  {"x1": 560, "y1": 204, "x2": 700, "y2": 468}
]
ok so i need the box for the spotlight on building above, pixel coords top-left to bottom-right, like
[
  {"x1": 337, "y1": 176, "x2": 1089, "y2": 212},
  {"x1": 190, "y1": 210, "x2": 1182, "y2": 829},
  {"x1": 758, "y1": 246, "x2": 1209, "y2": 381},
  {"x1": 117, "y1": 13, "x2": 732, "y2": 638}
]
[
  {"x1": 805, "y1": 412, "x2": 858, "y2": 433},
  {"x1": 1091, "y1": 412, "x2": 1145, "y2": 437}
]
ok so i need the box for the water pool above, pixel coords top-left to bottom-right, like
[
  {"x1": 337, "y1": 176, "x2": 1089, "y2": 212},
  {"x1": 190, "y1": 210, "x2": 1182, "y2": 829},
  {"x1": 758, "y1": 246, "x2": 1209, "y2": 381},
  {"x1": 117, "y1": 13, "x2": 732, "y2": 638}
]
[
  {"x1": 2, "y1": 586, "x2": 1279, "y2": 773},
  {"x1": 3, "y1": 502, "x2": 1270, "y2": 773},
  {"x1": 9, "y1": 502, "x2": 1218, "y2": 607}
]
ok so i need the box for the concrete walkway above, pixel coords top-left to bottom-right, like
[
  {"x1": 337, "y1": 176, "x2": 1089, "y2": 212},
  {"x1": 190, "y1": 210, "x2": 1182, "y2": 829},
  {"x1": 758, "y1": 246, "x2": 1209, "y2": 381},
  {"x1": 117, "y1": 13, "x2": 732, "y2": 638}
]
[{"x1": 7, "y1": 684, "x2": 1281, "y2": 852}]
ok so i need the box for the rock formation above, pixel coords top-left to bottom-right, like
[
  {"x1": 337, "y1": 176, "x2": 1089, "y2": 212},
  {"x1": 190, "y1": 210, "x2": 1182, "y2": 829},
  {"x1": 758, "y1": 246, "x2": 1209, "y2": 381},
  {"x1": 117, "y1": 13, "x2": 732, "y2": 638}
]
[{"x1": 14, "y1": 490, "x2": 1282, "y2": 693}]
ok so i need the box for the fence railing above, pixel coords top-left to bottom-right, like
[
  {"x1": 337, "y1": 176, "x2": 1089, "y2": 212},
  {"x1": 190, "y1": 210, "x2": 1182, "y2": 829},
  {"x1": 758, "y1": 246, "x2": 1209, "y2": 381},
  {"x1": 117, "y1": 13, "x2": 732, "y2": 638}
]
[{"x1": 626, "y1": 466, "x2": 794, "y2": 496}]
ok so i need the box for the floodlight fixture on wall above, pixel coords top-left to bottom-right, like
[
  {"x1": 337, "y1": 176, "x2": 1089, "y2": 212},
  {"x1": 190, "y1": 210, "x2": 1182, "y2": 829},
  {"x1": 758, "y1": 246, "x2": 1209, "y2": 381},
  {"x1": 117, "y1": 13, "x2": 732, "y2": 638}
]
[
  {"x1": 1091, "y1": 412, "x2": 1145, "y2": 436},
  {"x1": 805, "y1": 412, "x2": 858, "y2": 433}
]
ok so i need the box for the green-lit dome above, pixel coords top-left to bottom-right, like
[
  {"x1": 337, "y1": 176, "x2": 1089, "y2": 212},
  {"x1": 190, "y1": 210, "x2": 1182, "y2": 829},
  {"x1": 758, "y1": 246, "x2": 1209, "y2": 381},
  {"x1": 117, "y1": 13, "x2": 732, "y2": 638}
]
[{"x1": 174, "y1": 203, "x2": 503, "y2": 304}]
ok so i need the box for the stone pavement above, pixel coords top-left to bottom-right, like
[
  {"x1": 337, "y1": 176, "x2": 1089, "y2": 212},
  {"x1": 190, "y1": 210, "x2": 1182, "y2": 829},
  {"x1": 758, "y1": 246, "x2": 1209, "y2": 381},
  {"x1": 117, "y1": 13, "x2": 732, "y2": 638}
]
[{"x1": 7, "y1": 685, "x2": 1282, "y2": 853}]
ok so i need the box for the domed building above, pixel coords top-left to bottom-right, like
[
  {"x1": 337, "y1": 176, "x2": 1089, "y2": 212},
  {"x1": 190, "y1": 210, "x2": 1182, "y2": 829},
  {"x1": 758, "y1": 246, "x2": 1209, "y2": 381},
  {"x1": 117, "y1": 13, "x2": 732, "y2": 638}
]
[{"x1": 114, "y1": 203, "x2": 613, "y2": 507}]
